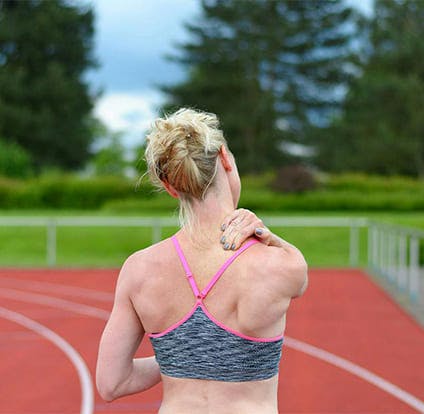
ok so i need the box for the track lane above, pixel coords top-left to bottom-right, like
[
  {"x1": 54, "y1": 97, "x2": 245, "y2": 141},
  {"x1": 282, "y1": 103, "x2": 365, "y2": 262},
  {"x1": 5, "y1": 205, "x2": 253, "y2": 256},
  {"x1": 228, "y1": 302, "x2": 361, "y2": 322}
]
[
  {"x1": 0, "y1": 268, "x2": 423, "y2": 413},
  {"x1": 0, "y1": 306, "x2": 93, "y2": 414}
]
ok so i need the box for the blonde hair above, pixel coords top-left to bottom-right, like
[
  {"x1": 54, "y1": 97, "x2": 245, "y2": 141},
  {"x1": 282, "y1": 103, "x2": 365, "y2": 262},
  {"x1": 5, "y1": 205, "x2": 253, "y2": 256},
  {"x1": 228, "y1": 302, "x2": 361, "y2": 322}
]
[{"x1": 144, "y1": 108, "x2": 227, "y2": 226}]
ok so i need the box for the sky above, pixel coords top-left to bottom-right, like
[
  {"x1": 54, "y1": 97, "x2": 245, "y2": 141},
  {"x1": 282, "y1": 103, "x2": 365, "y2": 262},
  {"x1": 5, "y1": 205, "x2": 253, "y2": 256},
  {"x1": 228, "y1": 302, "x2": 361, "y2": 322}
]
[
  {"x1": 85, "y1": 0, "x2": 200, "y2": 150},
  {"x1": 85, "y1": 0, "x2": 373, "y2": 151}
]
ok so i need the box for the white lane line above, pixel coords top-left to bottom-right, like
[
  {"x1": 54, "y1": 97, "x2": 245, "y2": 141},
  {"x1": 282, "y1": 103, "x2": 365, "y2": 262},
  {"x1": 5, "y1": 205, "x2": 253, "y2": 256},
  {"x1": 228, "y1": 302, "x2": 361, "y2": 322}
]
[
  {"x1": 0, "y1": 276, "x2": 114, "y2": 302},
  {"x1": 285, "y1": 336, "x2": 424, "y2": 413},
  {"x1": 0, "y1": 288, "x2": 110, "y2": 320},
  {"x1": 0, "y1": 306, "x2": 94, "y2": 414},
  {"x1": 3, "y1": 282, "x2": 423, "y2": 413}
]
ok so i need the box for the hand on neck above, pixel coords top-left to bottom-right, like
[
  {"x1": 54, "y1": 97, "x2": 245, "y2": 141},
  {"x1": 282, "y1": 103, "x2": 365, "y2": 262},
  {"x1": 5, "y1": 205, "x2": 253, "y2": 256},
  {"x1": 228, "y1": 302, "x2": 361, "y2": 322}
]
[
  {"x1": 174, "y1": 146, "x2": 241, "y2": 247},
  {"x1": 181, "y1": 175, "x2": 237, "y2": 247}
]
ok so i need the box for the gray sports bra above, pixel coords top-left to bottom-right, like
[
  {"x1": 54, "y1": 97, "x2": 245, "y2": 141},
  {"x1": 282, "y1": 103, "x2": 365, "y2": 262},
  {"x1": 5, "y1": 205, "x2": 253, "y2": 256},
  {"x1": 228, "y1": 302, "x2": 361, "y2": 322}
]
[{"x1": 148, "y1": 236, "x2": 284, "y2": 382}]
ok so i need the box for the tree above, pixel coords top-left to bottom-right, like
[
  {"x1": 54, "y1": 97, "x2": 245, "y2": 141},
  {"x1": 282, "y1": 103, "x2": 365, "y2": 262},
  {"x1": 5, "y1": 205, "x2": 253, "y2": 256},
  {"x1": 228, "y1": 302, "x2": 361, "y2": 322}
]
[
  {"x1": 91, "y1": 132, "x2": 128, "y2": 177},
  {"x1": 161, "y1": 0, "x2": 360, "y2": 173},
  {"x1": 314, "y1": 0, "x2": 424, "y2": 177},
  {"x1": 0, "y1": 137, "x2": 33, "y2": 178},
  {"x1": 0, "y1": 0, "x2": 97, "y2": 172}
]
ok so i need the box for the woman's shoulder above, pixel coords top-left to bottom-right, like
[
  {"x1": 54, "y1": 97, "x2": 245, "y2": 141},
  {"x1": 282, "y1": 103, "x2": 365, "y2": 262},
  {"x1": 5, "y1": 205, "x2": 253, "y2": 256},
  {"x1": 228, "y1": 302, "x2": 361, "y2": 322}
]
[
  {"x1": 249, "y1": 239, "x2": 308, "y2": 298},
  {"x1": 117, "y1": 238, "x2": 173, "y2": 287},
  {"x1": 250, "y1": 237, "x2": 306, "y2": 269}
]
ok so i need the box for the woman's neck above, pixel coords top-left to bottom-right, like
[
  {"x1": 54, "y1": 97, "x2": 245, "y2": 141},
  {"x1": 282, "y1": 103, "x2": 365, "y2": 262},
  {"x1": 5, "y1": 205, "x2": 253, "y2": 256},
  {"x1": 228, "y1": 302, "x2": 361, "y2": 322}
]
[
  {"x1": 180, "y1": 188, "x2": 235, "y2": 248},
  {"x1": 177, "y1": 156, "x2": 239, "y2": 248}
]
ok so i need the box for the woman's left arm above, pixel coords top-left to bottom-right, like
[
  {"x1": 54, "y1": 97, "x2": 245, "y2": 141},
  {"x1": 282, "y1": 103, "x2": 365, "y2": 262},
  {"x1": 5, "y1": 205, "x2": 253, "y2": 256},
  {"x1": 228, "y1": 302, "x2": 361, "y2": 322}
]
[{"x1": 96, "y1": 259, "x2": 161, "y2": 402}]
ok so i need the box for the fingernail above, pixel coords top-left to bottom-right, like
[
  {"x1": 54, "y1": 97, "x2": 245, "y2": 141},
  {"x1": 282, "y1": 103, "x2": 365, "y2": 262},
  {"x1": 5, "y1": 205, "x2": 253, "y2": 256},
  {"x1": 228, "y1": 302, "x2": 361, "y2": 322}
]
[
  {"x1": 220, "y1": 236, "x2": 226, "y2": 244},
  {"x1": 255, "y1": 228, "x2": 263, "y2": 235},
  {"x1": 221, "y1": 223, "x2": 226, "y2": 231},
  {"x1": 231, "y1": 243, "x2": 236, "y2": 250},
  {"x1": 224, "y1": 243, "x2": 230, "y2": 250}
]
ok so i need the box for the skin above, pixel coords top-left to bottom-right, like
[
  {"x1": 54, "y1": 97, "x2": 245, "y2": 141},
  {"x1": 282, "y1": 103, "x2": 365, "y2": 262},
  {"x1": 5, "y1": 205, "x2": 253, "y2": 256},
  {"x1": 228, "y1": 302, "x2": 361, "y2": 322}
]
[{"x1": 96, "y1": 145, "x2": 308, "y2": 413}]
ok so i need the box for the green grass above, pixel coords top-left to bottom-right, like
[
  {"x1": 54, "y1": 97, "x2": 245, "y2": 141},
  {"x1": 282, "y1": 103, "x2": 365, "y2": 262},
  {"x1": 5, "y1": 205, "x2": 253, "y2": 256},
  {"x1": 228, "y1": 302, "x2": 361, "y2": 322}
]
[
  {"x1": 1, "y1": 209, "x2": 423, "y2": 268},
  {"x1": 271, "y1": 226, "x2": 369, "y2": 267},
  {"x1": 0, "y1": 227, "x2": 47, "y2": 266}
]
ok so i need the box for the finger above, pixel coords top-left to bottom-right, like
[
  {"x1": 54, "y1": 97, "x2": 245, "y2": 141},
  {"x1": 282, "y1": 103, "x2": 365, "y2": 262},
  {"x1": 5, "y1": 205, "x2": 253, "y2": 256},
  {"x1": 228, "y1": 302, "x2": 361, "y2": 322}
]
[
  {"x1": 254, "y1": 227, "x2": 272, "y2": 245},
  {"x1": 225, "y1": 210, "x2": 253, "y2": 248},
  {"x1": 230, "y1": 224, "x2": 255, "y2": 250},
  {"x1": 229, "y1": 217, "x2": 261, "y2": 250},
  {"x1": 231, "y1": 220, "x2": 268, "y2": 250},
  {"x1": 220, "y1": 209, "x2": 245, "y2": 248},
  {"x1": 220, "y1": 209, "x2": 241, "y2": 232},
  {"x1": 223, "y1": 212, "x2": 262, "y2": 250},
  {"x1": 222, "y1": 223, "x2": 239, "y2": 250}
]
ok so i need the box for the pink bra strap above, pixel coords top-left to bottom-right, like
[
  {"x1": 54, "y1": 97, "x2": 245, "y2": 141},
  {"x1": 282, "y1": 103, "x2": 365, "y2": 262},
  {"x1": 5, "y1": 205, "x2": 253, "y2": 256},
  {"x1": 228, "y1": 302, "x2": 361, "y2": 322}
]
[
  {"x1": 171, "y1": 235, "x2": 201, "y2": 298},
  {"x1": 201, "y1": 238, "x2": 259, "y2": 298}
]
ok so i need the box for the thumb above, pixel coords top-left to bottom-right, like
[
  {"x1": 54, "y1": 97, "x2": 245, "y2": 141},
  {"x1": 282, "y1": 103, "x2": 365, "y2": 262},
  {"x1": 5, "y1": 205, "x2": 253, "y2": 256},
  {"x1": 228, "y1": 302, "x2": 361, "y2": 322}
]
[{"x1": 254, "y1": 227, "x2": 271, "y2": 245}]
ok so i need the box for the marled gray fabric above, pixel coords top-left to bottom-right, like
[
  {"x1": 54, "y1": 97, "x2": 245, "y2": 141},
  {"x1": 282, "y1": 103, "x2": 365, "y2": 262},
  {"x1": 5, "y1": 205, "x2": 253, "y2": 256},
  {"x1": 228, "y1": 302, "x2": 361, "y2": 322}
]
[{"x1": 150, "y1": 306, "x2": 283, "y2": 382}]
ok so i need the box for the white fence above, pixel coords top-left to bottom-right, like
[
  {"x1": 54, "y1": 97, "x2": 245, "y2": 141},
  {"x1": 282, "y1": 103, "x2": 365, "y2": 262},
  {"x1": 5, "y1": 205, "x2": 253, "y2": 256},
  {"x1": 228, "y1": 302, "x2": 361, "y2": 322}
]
[
  {"x1": 0, "y1": 215, "x2": 368, "y2": 268},
  {"x1": 0, "y1": 215, "x2": 422, "y2": 305},
  {"x1": 368, "y1": 221, "x2": 424, "y2": 304}
]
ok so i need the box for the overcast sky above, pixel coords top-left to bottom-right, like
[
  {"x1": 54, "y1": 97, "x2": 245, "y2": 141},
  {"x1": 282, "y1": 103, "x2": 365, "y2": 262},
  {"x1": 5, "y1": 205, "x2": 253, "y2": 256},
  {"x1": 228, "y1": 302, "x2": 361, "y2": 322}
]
[
  {"x1": 85, "y1": 0, "x2": 372, "y2": 150},
  {"x1": 84, "y1": 0, "x2": 200, "y2": 150}
]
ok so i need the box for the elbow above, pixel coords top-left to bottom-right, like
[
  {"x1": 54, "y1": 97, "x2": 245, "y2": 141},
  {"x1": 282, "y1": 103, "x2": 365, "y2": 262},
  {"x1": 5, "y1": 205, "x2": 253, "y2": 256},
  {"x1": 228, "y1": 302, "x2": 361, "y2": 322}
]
[
  {"x1": 100, "y1": 391, "x2": 116, "y2": 403},
  {"x1": 96, "y1": 358, "x2": 136, "y2": 401},
  {"x1": 101, "y1": 390, "x2": 116, "y2": 403},
  {"x1": 96, "y1": 367, "x2": 135, "y2": 402},
  {"x1": 96, "y1": 381, "x2": 117, "y2": 402},
  {"x1": 96, "y1": 373, "x2": 122, "y2": 402}
]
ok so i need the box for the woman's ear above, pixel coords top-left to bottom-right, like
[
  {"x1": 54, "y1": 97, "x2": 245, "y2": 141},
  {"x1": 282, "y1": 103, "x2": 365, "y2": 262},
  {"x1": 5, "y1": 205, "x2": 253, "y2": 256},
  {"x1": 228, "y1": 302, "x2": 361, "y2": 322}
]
[
  {"x1": 162, "y1": 180, "x2": 179, "y2": 199},
  {"x1": 219, "y1": 145, "x2": 233, "y2": 172}
]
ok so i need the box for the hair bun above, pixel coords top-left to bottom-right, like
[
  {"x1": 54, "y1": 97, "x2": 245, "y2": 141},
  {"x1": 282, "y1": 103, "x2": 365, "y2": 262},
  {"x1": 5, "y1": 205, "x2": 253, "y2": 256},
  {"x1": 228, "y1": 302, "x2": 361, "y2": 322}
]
[{"x1": 144, "y1": 108, "x2": 228, "y2": 223}]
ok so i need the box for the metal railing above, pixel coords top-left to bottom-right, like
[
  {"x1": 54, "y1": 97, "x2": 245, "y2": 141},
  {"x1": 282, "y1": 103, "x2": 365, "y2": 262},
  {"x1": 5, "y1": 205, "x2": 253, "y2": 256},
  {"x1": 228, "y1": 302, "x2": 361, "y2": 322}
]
[
  {"x1": 0, "y1": 216, "x2": 368, "y2": 267},
  {"x1": 0, "y1": 215, "x2": 422, "y2": 306},
  {"x1": 0, "y1": 216, "x2": 177, "y2": 267},
  {"x1": 368, "y1": 220, "x2": 424, "y2": 304}
]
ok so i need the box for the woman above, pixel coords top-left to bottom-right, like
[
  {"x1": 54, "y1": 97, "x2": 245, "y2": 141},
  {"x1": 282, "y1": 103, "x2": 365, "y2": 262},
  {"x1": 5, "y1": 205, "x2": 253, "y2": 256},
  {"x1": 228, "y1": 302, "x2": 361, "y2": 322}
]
[{"x1": 96, "y1": 108, "x2": 308, "y2": 413}]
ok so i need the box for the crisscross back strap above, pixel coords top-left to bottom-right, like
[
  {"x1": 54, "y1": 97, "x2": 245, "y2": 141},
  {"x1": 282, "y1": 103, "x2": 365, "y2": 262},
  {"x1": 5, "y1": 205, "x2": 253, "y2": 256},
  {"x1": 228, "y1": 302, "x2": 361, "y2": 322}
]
[
  {"x1": 172, "y1": 236, "x2": 259, "y2": 300},
  {"x1": 201, "y1": 238, "x2": 259, "y2": 298},
  {"x1": 171, "y1": 235, "x2": 201, "y2": 298}
]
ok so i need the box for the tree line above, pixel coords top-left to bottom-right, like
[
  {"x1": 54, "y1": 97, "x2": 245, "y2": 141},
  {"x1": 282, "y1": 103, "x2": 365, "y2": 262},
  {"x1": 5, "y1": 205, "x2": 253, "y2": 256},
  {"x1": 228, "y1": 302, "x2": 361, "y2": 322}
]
[
  {"x1": 162, "y1": 0, "x2": 424, "y2": 177},
  {"x1": 0, "y1": 0, "x2": 96, "y2": 175},
  {"x1": 0, "y1": 0, "x2": 423, "y2": 178}
]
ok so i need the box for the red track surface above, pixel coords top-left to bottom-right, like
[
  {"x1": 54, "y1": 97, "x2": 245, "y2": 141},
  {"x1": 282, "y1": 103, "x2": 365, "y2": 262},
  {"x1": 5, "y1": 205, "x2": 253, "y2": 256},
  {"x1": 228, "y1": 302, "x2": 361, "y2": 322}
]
[{"x1": 0, "y1": 268, "x2": 423, "y2": 414}]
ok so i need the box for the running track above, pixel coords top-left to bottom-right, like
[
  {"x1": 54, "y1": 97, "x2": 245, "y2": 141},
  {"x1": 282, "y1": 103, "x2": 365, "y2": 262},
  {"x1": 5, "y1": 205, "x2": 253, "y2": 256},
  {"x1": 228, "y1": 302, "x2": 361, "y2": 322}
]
[{"x1": 0, "y1": 268, "x2": 423, "y2": 414}]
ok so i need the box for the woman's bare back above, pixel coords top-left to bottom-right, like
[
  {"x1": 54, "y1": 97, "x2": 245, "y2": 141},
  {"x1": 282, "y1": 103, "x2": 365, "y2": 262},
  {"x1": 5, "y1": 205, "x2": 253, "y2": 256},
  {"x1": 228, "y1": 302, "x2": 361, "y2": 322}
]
[{"x1": 128, "y1": 232, "x2": 304, "y2": 413}]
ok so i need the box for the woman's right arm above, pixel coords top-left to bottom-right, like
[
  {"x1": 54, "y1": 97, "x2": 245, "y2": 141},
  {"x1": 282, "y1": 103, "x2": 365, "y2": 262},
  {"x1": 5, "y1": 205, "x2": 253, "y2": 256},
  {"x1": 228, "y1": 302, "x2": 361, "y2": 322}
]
[
  {"x1": 220, "y1": 208, "x2": 308, "y2": 298},
  {"x1": 96, "y1": 257, "x2": 161, "y2": 401}
]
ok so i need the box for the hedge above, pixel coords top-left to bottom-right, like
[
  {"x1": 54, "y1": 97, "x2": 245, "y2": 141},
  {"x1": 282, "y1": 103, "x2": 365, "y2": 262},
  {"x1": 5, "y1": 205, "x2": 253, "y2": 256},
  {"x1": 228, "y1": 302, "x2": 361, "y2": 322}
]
[
  {"x1": 101, "y1": 189, "x2": 424, "y2": 214},
  {"x1": 0, "y1": 172, "x2": 423, "y2": 211},
  {"x1": 0, "y1": 175, "x2": 155, "y2": 209}
]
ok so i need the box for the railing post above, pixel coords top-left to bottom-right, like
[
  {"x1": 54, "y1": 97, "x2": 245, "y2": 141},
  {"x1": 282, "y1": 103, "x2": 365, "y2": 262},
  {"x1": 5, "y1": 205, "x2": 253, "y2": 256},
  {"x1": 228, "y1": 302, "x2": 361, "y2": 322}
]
[
  {"x1": 46, "y1": 218, "x2": 57, "y2": 267},
  {"x1": 409, "y1": 237, "x2": 420, "y2": 303},
  {"x1": 371, "y1": 225, "x2": 379, "y2": 271},
  {"x1": 379, "y1": 228, "x2": 387, "y2": 277},
  {"x1": 388, "y1": 232, "x2": 396, "y2": 283},
  {"x1": 367, "y1": 224, "x2": 373, "y2": 269},
  {"x1": 397, "y1": 234, "x2": 407, "y2": 291},
  {"x1": 349, "y1": 222, "x2": 359, "y2": 267}
]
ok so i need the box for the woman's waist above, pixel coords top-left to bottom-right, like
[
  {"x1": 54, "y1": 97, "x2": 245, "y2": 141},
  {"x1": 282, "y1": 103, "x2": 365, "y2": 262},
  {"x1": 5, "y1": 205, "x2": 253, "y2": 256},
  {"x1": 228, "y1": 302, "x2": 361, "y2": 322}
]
[{"x1": 159, "y1": 373, "x2": 279, "y2": 413}]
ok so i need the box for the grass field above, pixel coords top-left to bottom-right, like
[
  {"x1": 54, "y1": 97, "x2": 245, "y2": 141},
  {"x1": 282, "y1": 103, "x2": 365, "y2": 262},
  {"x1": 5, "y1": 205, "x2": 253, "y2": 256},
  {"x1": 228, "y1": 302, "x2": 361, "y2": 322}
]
[{"x1": 1, "y1": 209, "x2": 423, "y2": 268}]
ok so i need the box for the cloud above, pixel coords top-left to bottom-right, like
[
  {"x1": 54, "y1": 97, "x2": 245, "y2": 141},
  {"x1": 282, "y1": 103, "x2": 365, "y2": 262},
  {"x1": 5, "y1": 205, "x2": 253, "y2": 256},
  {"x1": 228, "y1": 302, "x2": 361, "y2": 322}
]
[
  {"x1": 86, "y1": 0, "x2": 200, "y2": 92},
  {"x1": 94, "y1": 91, "x2": 163, "y2": 148},
  {"x1": 86, "y1": 0, "x2": 201, "y2": 150}
]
